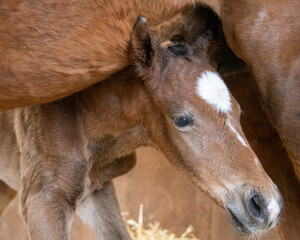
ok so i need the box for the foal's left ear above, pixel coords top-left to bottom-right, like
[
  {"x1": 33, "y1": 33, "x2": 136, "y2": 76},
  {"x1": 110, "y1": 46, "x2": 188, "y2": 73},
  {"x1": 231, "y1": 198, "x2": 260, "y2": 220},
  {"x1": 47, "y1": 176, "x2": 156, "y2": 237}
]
[{"x1": 130, "y1": 16, "x2": 158, "y2": 73}]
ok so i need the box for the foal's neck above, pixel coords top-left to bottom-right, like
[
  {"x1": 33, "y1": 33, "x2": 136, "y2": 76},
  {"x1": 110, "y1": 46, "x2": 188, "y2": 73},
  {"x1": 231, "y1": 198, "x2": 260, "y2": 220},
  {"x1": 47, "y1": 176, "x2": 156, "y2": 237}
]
[{"x1": 79, "y1": 67, "x2": 154, "y2": 147}]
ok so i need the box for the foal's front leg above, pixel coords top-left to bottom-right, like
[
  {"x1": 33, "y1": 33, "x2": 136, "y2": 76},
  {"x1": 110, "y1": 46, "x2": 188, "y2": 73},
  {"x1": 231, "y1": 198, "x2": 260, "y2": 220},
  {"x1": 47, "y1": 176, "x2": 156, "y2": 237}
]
[
  {"x1": 76, "y1": 181, "x2": 131, "y2": 240},
  {"x1": 76, "y1": 153, "x2": 136, "y2": 240},
  {"x1": 21, "y1": 188, "x2": 75, "y2": 240},
  {"x1": 20, "y1": 158, "x2": 86, "y2": 240}
]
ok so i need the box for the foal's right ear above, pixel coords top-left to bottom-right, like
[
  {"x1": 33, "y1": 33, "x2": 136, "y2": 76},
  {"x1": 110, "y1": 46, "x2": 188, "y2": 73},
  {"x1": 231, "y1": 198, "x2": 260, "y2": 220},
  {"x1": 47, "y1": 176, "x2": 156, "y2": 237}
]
[{"x1": 130, "y1": 16, "x2": 158, "y2": 73}]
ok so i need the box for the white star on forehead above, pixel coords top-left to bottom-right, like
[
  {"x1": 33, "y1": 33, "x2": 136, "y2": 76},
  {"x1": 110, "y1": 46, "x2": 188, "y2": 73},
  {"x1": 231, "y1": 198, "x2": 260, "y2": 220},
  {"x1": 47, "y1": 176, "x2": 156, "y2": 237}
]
[{"x1": 196, "y1": 71, "x2": 231, "y2": 113}]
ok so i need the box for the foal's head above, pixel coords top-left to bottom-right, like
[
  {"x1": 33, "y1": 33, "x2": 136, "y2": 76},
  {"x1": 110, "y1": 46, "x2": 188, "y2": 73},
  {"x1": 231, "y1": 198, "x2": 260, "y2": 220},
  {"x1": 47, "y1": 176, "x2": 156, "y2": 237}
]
[{"x1": 129, "y1": 17, "x2": 282, "y2": 235}]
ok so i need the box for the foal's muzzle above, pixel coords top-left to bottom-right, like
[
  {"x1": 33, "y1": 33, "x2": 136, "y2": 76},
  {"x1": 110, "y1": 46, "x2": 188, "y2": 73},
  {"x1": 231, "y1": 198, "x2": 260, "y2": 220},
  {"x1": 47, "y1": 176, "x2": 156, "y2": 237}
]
[{"x1": 226, "y1": 187, "x2": 283, "y2": 235}]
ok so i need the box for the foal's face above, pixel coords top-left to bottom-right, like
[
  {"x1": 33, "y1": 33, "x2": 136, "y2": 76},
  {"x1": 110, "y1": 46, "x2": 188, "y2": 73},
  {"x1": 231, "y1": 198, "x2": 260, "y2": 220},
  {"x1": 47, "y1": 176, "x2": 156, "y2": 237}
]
[
  {"x1": 151, "y1": 57, "x2": 283, "y2": 234},
  {"x1": 130, "y1": 17, "x2": 282, "y2": 235}
]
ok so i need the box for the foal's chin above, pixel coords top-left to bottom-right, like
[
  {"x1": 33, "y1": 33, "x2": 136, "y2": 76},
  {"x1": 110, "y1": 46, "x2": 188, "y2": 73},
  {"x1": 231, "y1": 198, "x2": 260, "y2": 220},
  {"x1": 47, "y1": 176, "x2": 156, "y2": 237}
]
[
  {"x1": 227, "y1": 209, "x2": 252, "y2": 235},
  {"x1": 226, "y1": 210, "x2": 278, "y2": 238},
  {"x1": 227, "y1": 209, "x2": 260, "y2": 236}
]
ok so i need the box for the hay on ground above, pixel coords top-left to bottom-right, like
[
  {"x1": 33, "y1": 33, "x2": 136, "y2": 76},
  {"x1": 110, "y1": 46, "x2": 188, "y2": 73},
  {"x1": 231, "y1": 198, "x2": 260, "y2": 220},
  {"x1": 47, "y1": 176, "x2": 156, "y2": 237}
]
[{"x1": 124, "y1": 204, "x2": 200, "y2": 240}]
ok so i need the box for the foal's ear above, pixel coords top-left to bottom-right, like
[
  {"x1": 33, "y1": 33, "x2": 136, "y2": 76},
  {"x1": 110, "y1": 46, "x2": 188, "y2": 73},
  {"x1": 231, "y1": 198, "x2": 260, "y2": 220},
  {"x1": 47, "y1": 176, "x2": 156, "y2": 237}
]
[
  {"x1": 166, "y1": 35, "x2": 190, "y2": 57},
  {"x1": 130, "y1": 16, "x2": 158, "y2": 72}
]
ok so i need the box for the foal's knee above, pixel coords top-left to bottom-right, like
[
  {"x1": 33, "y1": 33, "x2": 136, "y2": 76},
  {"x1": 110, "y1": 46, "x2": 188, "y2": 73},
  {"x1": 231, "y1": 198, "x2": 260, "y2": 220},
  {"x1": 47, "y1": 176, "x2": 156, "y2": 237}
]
[
  {"x1": 20, "y1": 188, "x2": 76, "y2": 240},
  {"x1": 21, "y1": 189, "x2": 73, "y2": 221}
]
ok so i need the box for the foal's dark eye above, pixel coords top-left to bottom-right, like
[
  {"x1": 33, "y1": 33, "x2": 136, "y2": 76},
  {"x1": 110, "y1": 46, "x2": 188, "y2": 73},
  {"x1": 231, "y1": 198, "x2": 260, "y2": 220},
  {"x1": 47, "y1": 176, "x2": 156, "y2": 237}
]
[{"x1": 174, "y1": 116, "x2": 194, "y2": 129}]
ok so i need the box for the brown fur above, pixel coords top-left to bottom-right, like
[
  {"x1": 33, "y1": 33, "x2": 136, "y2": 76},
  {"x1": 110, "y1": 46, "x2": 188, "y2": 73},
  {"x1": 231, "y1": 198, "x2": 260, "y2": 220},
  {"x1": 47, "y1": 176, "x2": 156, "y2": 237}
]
[
  {"x1": 219, "y1": 0, "x2": 300, "y2": 178},
  {"x1": 0, "y1": 0, "x2": 201, "y2": 109},
  {"x1": 1, "y1": 0, "x2": 298, "y2": 181},
  {"x1": 0, "y1": 18, "x2": 282, "y2": 239}
]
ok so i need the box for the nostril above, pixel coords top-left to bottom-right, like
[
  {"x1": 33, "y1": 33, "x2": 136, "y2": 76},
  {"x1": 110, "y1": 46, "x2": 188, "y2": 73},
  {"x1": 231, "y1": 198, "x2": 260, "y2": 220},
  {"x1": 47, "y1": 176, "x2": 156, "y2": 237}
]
[
  {"x1": 249, "y1": 195, "x2": 262, "y2": 219},
  {"x1": 247, "y1": 193, "x2": 269, "y2": 222}
]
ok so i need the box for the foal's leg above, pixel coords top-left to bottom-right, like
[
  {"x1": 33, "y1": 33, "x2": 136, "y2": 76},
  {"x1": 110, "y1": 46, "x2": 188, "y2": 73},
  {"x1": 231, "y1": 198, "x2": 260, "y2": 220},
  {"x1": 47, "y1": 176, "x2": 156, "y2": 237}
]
[
  {"x1": 21, "y1": 189, "x2": 75, "y2": 240},
  {"x1": 76, "y1": 181, "x2": 131, "y2": 240},
  {"x1": 0, "y1": 181, "x2": 16, "y2": 215},
  {"x1": 19, "y1": 158, "x2": 86, "y2": 240},
  {"x1": 76, "y1": 153, "x2": 136, "y2": 240}
]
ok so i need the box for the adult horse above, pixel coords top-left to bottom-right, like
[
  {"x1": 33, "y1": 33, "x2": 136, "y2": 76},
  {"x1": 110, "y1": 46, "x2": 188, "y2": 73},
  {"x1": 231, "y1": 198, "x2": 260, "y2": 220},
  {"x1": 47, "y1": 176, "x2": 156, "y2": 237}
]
[{"x1": 0, "y1": 1, "x2": 299, "y2": 177}]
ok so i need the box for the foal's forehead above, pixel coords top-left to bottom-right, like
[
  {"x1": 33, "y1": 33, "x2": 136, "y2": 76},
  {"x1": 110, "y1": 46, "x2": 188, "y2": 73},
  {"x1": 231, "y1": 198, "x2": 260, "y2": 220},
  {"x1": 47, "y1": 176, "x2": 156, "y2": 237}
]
[
  {"x1": 165, "y1": 56, "x2": 232, "y2": 114},
  {"x1": 196, "y1": 71, "x2": 231, "y2": 113}
]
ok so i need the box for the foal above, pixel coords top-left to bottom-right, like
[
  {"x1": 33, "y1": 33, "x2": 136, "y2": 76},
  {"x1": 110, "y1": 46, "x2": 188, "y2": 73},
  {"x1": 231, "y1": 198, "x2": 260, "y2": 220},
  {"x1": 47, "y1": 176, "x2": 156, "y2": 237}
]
[{"x1": 0, "y1": 17, "x2": 282, "y2": 239}]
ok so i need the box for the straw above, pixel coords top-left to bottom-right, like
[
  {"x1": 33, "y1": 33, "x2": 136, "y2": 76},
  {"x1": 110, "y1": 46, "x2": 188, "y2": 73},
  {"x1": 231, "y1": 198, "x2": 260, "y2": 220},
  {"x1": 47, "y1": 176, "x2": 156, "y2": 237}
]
[{"x1": 124, "y1": 204, "x2": 200, "y2": 240}]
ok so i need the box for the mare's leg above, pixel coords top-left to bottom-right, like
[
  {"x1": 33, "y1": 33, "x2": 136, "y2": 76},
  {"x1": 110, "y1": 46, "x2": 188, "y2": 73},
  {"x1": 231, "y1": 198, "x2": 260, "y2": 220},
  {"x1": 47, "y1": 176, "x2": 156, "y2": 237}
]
[
  {"x1": 220, "y1": 0, "x2": 300, "y2": 178},
  {"x1": 225, "y1": 72, "x2": 300, "y2": 240},
  {"x1": 77, "y1": 181, "x2": 131, "y2": 240}
]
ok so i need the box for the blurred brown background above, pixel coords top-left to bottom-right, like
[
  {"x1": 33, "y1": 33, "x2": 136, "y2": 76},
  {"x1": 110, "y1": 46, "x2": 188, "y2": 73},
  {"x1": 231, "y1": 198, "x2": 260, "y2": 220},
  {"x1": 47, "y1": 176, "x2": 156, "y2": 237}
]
[{"x1": 0, "y1": 72, "x2": 299, "y2": 240}]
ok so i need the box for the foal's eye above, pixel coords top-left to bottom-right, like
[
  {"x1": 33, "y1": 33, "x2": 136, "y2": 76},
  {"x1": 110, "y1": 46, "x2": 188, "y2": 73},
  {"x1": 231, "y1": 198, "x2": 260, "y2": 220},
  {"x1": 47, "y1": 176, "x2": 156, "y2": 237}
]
[{"x1": 173, "y1": 116, "x2": 194, "y2": 129}]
